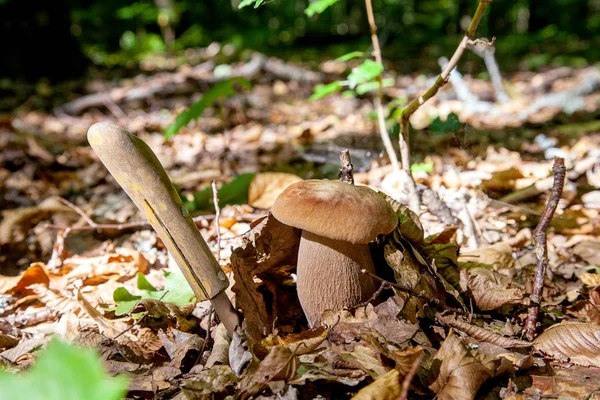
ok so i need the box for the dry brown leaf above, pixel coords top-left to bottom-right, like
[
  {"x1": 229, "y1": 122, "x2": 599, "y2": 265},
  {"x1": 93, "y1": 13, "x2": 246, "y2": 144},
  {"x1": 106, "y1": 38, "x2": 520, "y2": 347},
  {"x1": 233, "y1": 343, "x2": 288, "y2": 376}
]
[
  {"x1": 64, "y1": 248, "x2": 150, "y2": 285},
  {"x1": 132, "y1": 299, "x2": 197, "y2": 332},
  {"x1": 231, "y1": 214, "x2": 302, "y2": 340},
  {"x1": 466, "y1": 268, "x2": 524, "y2": 311},
  {"x1": 240, "y1": 345, "x2": 299, "y2": 394},
  {"x1": 573, "y1": 240, "x2": 600, "y2": 266},
  {"x1": 533, "y1": 322, "x2": 600, "y2": 367},
  {"x1": 352, "y1": 369, "x2": 402, "y2": 400},
  {"x1": 429, "y1": 330, "x2": 498, "y2": 400},
  {"x1": 566, "y1": 287, "x2": 600, "y2": 324},
  {"x1": 29, "y1": 283, "x2": 83, "y2": 317},
  {"x1": 580, "y1": 272, "x2": 600, "y2": 286},
  {"x1": 248, "y1": 172, "x2": 302, "y2": 209},
  {"x1": 439, "y1": 315, "x2": 531, "y2": 349},
  {"x1": 459, "y1": 242, "x2": 514, "y2": 270},
  {"x1": 0, "y1": 263, "x2": 50, "y2": 294}
]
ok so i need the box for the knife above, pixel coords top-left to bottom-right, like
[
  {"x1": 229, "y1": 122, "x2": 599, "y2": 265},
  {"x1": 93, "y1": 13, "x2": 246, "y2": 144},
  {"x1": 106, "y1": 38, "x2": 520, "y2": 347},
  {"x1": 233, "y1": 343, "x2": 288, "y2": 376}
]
[{"x1": 87, "y1": 122, "x2": 240, "y2": 335}]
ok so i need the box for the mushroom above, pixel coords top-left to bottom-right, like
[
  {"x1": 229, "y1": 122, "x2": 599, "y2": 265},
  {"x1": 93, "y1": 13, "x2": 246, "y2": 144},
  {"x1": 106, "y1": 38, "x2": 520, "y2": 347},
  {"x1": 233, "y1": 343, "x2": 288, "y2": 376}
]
[{"x1": 271, "y1": 179, "x2": 398, "y2": 327}]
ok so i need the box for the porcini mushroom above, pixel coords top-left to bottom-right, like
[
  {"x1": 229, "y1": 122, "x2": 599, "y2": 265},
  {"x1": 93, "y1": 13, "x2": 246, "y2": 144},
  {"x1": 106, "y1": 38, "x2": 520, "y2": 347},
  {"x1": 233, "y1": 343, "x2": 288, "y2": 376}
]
[{"x1": 271, "y1": 179, "x2": 398, "y2": 327}]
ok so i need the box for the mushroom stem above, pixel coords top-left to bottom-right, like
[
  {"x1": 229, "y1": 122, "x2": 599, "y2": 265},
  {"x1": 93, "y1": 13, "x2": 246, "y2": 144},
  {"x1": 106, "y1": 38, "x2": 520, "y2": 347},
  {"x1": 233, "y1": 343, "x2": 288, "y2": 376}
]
[{"x1": 297, "y1": 231, "x2": 377, "y2": 327}]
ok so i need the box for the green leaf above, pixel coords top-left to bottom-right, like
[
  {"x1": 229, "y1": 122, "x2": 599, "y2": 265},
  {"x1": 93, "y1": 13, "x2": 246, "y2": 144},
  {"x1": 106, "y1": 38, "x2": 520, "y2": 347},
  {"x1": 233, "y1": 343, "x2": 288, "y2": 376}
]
[
  {"x1": 0, "y1": 339, "x2": 128, "y2": 400},
  {"x1": 309, "y1": 81, "x2": 342, "y2": 101},
  {"x1": 190, "y1": 173, "x2": 256, "y2": 211},
  {"x1": 355, "y1": 77, "x2": 394, "y2": 95},
  {"x1": 335, "y1": 51, "x2": 364, "y2": 62},
  {"x1": 112, "y1": 271, "x2": 196, "y2": 316},
  {"x1": 411, "y1": 162, "x2": 434, "y2": 174},
  {"x1": 347, "y1": 59, "x2": 383, "y2": 89},
  {"x1": 164, "y1": 77, "x2": 251, "y2": 139},
  {"x1": 238, "y1": 0, "x2": 265, "y2": 9},
  {"x1": 137, "y1": 272, "x2": 158, "y2": 291},
  {"x1": 305, "y1": 0, "x2": 341, "y2": 17},
  {"x1": 429, "y1": 112, "x2": 461, "y2": 134}
]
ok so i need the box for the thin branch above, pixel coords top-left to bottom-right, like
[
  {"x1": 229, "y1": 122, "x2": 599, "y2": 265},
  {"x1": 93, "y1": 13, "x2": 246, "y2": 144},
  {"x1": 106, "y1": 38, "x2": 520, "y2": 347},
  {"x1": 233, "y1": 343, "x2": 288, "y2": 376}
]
[
  {"x1": 399, "y1": 0, "x2": 493, "y2": 211},
  {"x1": 364, "y1": 0, "x2": 400, "y2": 173},
  {"x1": 525, "y1": 157, "x2": 566, "y2": 340},
  {"x1": 399, "y1": 353, "x2": 423, "y2": 400}
]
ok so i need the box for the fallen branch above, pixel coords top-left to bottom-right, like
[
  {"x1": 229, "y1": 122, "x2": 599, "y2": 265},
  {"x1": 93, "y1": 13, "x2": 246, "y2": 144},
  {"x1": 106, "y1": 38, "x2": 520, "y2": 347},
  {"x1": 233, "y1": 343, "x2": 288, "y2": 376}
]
[{"x1": 525, "y1": 157, "x2": 566, "y2": 340}]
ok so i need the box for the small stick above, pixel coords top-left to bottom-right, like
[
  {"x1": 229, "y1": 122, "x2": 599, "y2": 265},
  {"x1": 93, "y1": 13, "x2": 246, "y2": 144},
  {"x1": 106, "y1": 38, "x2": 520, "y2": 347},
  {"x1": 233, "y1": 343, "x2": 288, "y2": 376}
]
[
  {"x1": 525, "y1": 157, "x2": 566, "y2": 340},
  {"x1": 57, "y1": 197, "x2": 97, "y2": 227},
  {"x1": 356, "y1": 281, "x2": 388, "y2": 307},
  {"x1": 399, "y1": 353, "x2": 423, "y2": 400},
  {"x1": 211, "y1": 181, "x2": 222, "y2": 262},
  {"x1": 338, "y1": 149, "x2": 355, "y2": 185}
]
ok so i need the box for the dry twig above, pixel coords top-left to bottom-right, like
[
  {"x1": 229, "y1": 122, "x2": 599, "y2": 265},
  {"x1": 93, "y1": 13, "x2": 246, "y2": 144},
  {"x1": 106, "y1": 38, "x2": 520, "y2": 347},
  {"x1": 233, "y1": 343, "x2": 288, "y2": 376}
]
[
  {"x1": 525, "y1": 157, "x2": 566, "y2": 340},
  {"x1": 364, "y1": 0, "x2": 400, "y2": 174},
  {"x1": 399, "y1": 0, "x2": 493, "y2": 211}
]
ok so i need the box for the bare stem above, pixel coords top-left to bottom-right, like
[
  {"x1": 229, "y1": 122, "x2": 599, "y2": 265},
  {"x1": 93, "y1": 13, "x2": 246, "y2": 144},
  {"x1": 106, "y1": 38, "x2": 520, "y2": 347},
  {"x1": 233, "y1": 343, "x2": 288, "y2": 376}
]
[
  {"x1": 364, "y1": 0, "x2": 400, "y2": 173},
  {"x1": 338, "y1": 149, "x2": 355, "y2": 185},
  {"x1": 525, "y1": 157, "x2": 566, "y2": 340},
  {"x1": 399, "y1": 0, "x2": 493, "y2": 210}
]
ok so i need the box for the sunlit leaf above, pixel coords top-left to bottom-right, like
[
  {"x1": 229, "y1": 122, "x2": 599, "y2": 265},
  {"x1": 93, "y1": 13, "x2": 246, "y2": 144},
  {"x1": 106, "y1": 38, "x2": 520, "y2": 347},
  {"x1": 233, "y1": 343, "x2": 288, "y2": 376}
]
[
  {"x1": 238, "y1": 0, "x2": 265, "y2": 9},
  {"x1": 309, "y1": 81, "x2": 342, "y2": 101},
  {"x1": 347, "y1": 60, "x2": 383, "y2": 89},
  {"x1": 355, "y1": 77, "x2": 394, "y2": 95},
  {"x1": 411, "y1": 162, "x2": 434, "y2": 174},
  {"x1": 335, "y1": 51, "x2": 364, "y2": 62},
  {"x1": 305, "y1": 0, "x2": 340, "y2": 17},
  {"x1": 533, "y1": 322, "x2": 600, "y2": 367}
]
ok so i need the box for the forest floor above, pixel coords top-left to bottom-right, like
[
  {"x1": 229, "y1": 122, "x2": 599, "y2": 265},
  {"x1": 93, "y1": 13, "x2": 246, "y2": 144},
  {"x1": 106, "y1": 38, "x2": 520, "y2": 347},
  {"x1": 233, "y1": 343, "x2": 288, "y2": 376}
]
[{"x1": 1, "y1": 53, "x2": 600, "y2": 399}]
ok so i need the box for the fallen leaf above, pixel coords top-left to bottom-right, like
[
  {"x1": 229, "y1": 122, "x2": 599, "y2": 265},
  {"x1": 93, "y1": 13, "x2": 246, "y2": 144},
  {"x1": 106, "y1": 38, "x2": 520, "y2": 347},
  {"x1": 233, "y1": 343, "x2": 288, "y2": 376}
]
[
  {"x1": 580, "y1": 272, "x2": 600, "y2": 286},
  {"x1": 459, "y1": 242, "x2": 515, "y2": 270},
  {"x1": 231, "y1": 214, "x2": 303, "y2": 340},
  {"x1": 248, "y1": 172, "x2": 302, "y2": 209},
  {"x1": 0, "y1": 263, "x2": 50, "y2": 295},
  {"x1": 429, "y1": 330, "x2": 498, "y2": 400},
  {"x1": 466, "y1": 268, "x2": 524, "y2": 310},
  {"x1": 533, "y1": 322, "x2": 600, "y2": 367},
  {"x1": 352, "y1": 369, "x2": 402, "y2": 400}
]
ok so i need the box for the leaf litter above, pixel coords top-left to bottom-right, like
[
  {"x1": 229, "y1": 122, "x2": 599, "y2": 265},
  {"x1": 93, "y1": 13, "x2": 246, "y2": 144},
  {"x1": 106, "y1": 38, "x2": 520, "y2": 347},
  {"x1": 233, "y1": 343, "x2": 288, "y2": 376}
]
[{"x1": 0, "y1": 52, "x2": 599, "y2": 399}]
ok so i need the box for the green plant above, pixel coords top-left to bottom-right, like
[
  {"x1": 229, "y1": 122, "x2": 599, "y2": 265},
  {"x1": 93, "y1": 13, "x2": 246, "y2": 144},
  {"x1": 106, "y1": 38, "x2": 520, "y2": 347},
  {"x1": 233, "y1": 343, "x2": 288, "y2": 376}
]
[{"x1": 0, "y1": 339, "x2": 128, "y2": 400}]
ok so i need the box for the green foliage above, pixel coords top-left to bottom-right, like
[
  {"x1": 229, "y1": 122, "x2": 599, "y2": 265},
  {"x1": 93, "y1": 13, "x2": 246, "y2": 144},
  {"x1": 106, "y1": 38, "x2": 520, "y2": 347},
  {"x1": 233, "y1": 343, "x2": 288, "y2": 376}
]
[
  {"x1": 112, "y1": 270, "x2": 195, "y2": 316},
  {"x1": 411, "y1": 162, "x2": 434, "y2": 174},
  {"x1": 429, "y1": 112, "x2": 461, "y2": 134},
  {"x1": 164, "y1": 77, "x2": 251, "y2": 139},
  {"x1": 238, "y1": 0, "x2": 266, "y2": 9},
  {"x1": 186, "y1": 173, "x2": 256, "y2": 211},
  {"x1": 116, "y1": 3, "x2": 158, "y2": 23},
  {"x1": 309, "y1": 81, "x2": 342, "y2": 100},
  {"x1": 0, "y1": 339, "x2": 128, "y2": 400},
  {"x1": 347, "y1": 59, "x2": 383, "y2": 89},
  {"x1": 355, "y1": 77, "x2": 394, "y2": 95},
  {"x1": 335, "y1": 51, "x2": 364, "y2": 62},
  {"x1": 305, "y1": 0, "x2": 341, "y2": 17}
]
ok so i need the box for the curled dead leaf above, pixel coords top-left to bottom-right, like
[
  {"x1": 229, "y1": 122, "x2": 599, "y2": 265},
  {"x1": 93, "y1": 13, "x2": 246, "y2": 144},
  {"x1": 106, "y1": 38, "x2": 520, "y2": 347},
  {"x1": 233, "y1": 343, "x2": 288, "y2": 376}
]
[
  {"x1": 533, "y1": 322, "x2": 600, "y2": 367},
  {"x1": 466, "y1": 268, "x2": 524, "y2": 311},
  {"x1": 459, "y1": 242, "x2": 515, "y2": 270}
]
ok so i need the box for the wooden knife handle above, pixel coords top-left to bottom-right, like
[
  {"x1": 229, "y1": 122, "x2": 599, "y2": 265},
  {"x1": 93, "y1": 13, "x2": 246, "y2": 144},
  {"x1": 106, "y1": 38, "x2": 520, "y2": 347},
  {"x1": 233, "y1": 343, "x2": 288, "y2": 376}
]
[{"x1": 88, "y1": 122, "x2": 229, "y2": 301}]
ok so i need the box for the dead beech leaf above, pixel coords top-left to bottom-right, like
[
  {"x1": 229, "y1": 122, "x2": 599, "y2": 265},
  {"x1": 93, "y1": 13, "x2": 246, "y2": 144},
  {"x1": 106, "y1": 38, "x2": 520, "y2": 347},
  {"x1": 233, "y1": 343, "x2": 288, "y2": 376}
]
[
  {"x1": 132, "y1": 299, "x2": 197, "y2": 332},
  {"x1": 429, "y1": 330, "x2": 498, "y2": 400},
  {"x1": 566, "y1": 287, "x2": 600, "y2": 324},
  {"x1": 352, "y1": 369, "x2": 402, "y2": 400},
  {"x1": 533, "y1": 322, "x2": 600, "y2": 367},
  {"x1": 459, "y1": 242, "x2": 515, "y2": 270},
  {"x1": 241, "y1": 345, "x2": 299, "y2": 394},
  {"x1": 248, "y1": 172, "x2": 302, "y2": 209},
  {"x1": 573, "y1": 240, "x2": 600, "y2": 266},
  {"x1": 0, "y1": 263, "x2": 50, "y2": 294},
  {"x1": 580, "y1": 272, "x2": 600, "y2": 286},
  {"x1": 64, "y1": 248, "x2": 150, "y2": 285},
  {"x1": 466, "y1": 268, "x2": 524, "y2": 311},
  {"x1": 439, "y1": 315, "x2": 531, "y2": 349},
  {"x1": 231, "y1": 214, "x2": 302, "y2": 340}
]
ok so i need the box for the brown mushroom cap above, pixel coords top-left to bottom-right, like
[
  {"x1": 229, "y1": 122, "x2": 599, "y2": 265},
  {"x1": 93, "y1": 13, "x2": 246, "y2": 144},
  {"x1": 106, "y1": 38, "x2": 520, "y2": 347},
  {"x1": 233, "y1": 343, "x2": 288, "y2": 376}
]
[{"x1": 271, "y1": 179, "x2": 398, "y2": 244}]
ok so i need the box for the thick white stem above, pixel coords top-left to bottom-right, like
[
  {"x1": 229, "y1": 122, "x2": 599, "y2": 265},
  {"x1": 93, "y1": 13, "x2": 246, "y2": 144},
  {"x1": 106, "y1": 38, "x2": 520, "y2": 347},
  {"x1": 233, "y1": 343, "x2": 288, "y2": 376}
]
[{"x1": 296, "y1": 231, "x2": 377, "y2": 327}]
